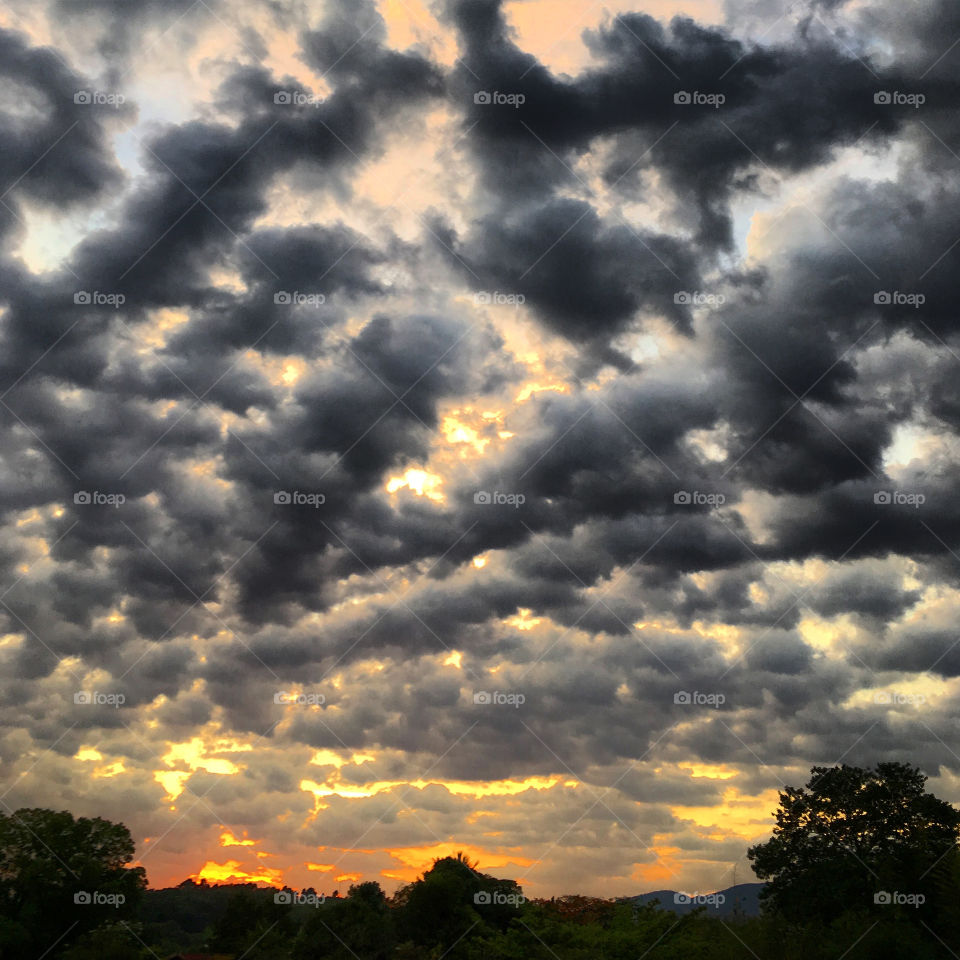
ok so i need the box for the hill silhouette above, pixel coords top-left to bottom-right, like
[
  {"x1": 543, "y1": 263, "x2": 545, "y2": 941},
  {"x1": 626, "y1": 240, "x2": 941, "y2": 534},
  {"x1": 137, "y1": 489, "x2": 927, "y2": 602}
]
[{"x1": 624, "y1": 882, "x2": 765, "y2": 916}]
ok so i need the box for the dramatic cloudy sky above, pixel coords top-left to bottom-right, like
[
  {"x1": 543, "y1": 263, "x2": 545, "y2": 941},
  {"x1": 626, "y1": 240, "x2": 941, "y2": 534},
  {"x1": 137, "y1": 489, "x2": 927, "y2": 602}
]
[{"x1": 1, "y1": 0, "x2": 959, "y2": 899}]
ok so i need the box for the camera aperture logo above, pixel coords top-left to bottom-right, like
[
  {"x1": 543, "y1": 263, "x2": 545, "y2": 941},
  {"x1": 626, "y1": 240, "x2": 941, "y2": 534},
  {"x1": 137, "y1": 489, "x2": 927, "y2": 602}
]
[
  {"x1": 74, "y1": 290, "x2": 125, "y2": 308},
  {"x1": 474, "y1": 690, "x2": 525, "y2": 707},
  {"x1": 274, "y1": 290, "x2": 325, "y2": 306},
  {"x1": 874, "y1": 490, "x2": 925, "y2": 509},
  {"x1": 674, "y1": 290, "x2": 725, "y2": 306},
  {"x1": 874, "y1": 891, "x2": 925, "y2": 907},
  {"x1": 873, "y1": 690, "x2": 926, "y2": 706},
  {"x1": 874, "y1": 91, "x2": 925, "y2": 108},
  {"x1": 474, "y1": 491, "x2": 525, "y2": 508},
  {"x1": 674, "y1": 91, "x2": 725, "y2": 108},
  {"x1": 274, "y1": 90, "x2": 322, "y2": 107},
  {"x1": 474, "y1": 90, "x2": 525, "y2": 107},
  {"x1": 674, "y1": 690, "x2": 725, "y2": 708},
  {"x1": 274, "y1": 491, "x2": 325, "y2": 507},
  {"x1": 473, "y1": 291, "x2": 525, "y2": 306},
  {"x1": 874, "y1": 290, "x2": 924, "y2": 308},
  {"x1": 474, "y1": 891, "x2": 525, "y2": 905},
  {"x1": 674, "y1": 490, "x2": 725, "y2": 506},
  {"x1": 74, "y1": 491, "x2": 125, "y2": 508},
  {"x1": 274, "y1": 691, "x2": 325, "y2": 706},
  {"x1": 675, "y1": 892, "x2": 725, "y2": 908},
  {"x1": 74, "y1": 90, "x2": 125, "y2": 107},
  {"x1": 74, "y1": 691, "x2": 125, "y2": 708},
  {"x1": 275, "y1": 890, "x2": 326, "y2": 906},
  {"x1": 74, "y1": 891, "x2": 126, "y2": 907}
]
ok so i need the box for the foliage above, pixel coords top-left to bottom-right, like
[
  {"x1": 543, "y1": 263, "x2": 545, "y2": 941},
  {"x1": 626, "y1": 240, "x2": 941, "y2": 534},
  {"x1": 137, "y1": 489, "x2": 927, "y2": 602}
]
[
  {"x1": 208, "y1": 884, "x2": 297, "y2": 958},
  {"x1": 293, "y1": 881, "x2": 395, "y2": 960},
  {"x1": 392, "y1": 851, "x2": 524, "y2": 956},
  {"x1": 4, "y1": 768, "x2": 960, "y2": 958},
  {"x1": 0, "y1": 807, "x2": 146, "y2": 958},
  {"x1": 747, "y1": 762, "x2": 960, "y2": 927}
]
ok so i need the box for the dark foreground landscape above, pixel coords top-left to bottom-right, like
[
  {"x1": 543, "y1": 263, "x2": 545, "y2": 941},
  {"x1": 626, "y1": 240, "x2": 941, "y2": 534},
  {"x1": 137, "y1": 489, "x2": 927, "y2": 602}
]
[
  {"x1": 2, "y1": 0, "x2": 960, "y2": 957},
  {"x1": 2, "y1": 763, "x2": 958, "y2": 960}
]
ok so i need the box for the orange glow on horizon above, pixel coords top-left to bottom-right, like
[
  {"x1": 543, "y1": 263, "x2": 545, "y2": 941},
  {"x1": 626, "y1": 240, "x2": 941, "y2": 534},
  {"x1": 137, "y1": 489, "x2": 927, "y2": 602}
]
[
  {"x1": 382, "y1": 842, "x2": 534, "y2": 884},
  {"x1": 670, "y1": 787, "x2": 781, "y2": 837},
  {"x1": 675, "y1": 762, "x2": 740, "y2": 780},
  {"x1": 300, "y1": 774, "x2": 572, "y2": 813},
  {"x1": 192, "y1": 859, "x2": 285, "y2": 886},
  {"x1": 631, "y1": 843, "x2": 685, "y2": 886}
]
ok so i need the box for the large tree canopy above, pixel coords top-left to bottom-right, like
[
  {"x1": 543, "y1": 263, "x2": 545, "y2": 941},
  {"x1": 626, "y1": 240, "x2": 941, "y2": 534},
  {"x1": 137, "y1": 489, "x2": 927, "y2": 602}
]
[
  {"x1": 0, "y1": 808, "x2": 147, "y2": 957},
  {"x1": 393, "y1": 851, "x2": 525, "y2": 955},
  {"x1": 747, "y1": 763, "x2": 960, "y2": 926}
]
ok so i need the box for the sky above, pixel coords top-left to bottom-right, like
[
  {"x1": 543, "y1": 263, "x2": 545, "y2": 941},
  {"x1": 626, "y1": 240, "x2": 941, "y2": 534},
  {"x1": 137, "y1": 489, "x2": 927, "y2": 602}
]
[{"x1": 0, "y1": 0, "x2": 959, "y2": 901}]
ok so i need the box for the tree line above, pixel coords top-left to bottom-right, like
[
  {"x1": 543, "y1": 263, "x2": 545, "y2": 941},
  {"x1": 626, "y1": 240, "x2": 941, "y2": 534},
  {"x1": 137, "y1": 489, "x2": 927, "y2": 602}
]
[{"x1": 1, "y1": 761, "x2": 958, "y2": 958}]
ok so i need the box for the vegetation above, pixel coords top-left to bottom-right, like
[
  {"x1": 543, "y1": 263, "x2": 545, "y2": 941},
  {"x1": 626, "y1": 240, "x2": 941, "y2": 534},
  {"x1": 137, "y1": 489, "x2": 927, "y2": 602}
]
[
  {"x1": 1, "y1": 763, "x2": 957, "y2": 958},
  {"x1": 748, "y1": 761, "x2": 960, "y2": 927},
  {"x1": 0, "y1": 808, "x2": 146, "y2": 958}
]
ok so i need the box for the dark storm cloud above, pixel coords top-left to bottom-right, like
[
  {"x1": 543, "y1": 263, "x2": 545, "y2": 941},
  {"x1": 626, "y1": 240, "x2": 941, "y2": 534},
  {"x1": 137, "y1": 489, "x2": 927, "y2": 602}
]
[
  {"x1": 0, "y1": 27, "x2": 130, "y2": 223},
  {"x1": 867, "y1": 627, "x2": 960, "y2": 678},
  {"x1": 45, "y1": 0, "x2": 441, "y2": 297},
  {"x1": 435, "y1": 198, "x2": 702, "y2": 347},
  {"x1": 441, "y1": 0, "x2": 960, "y2": 355},
  {"x1": 148, "y1": 222, "x2": 395, "y2": 368},
  {"x1": 0, "y1": 32, "x2": 441, "y2": 407},
  {"x1": 447, "y1": 0, "x2": 907, "y2": 218},
  {"x1": 804, "y1": 560, "x2": 922, "y2": 624},
  {"x1": 51, "y1": 0, "x2": 208, "y2": 24},
  {"x1": 300, "y1": 0, "x2": 442, "y2": 92},
  {"x1": 0, "y1": 0, "x2": 451, "y2": 650},
  {"x1": 213, "y1": 310, "x2": 519, "y2": 622},
  {"x1": 3, "y1": 0, "x2": 960, "y2": 890}
]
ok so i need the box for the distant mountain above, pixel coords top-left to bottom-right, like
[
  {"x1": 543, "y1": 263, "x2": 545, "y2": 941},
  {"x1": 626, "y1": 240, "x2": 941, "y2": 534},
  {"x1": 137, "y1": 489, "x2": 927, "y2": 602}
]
[{"x1": 622, "y1": 882, "x2": 765, "y2": 917}]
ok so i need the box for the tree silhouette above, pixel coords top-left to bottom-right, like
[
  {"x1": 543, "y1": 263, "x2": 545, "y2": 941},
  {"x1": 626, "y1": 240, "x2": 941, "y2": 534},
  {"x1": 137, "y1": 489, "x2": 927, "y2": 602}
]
[
  {"x1": 0, "y1": 808, "x2": 146, "y2": 957},
  {"x1": 293, "y1": 881, "x2": 394, "y2": 960},
  {"x1": 393, "y1": 854, "x2": 524, "y2": 956},
  {"x1": 747, "y1": 762, "x2": 960, "y2": 926}
]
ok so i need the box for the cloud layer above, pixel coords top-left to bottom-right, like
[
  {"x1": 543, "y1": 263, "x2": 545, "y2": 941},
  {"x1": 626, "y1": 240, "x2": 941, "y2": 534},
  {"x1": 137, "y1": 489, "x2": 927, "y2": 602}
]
[{"x1": 0, "y1": 0, "x2": 959, "y2": 898}]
